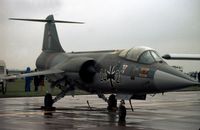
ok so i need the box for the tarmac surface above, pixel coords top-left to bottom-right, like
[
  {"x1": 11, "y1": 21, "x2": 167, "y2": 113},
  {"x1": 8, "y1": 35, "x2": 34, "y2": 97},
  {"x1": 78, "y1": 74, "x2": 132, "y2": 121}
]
[{"x1": 0, "y1": 91, "x2": 200, "y2": 130}]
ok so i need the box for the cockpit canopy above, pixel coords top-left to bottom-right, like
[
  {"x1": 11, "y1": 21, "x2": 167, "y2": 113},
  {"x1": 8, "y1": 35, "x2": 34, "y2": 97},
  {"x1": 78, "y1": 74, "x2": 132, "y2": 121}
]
[{"x1": 119, "y1": 46, "x2": 163, "y2": 64}]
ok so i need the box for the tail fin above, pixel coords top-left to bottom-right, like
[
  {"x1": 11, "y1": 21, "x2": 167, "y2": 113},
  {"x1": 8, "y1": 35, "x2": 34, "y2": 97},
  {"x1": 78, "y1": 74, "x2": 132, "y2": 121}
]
[
  {"x1": 9, "y1": 14, "x2": 84, "y2": 53},
  {"x1": 43, "y1": 15, "x2": 64, "y2": 52}
]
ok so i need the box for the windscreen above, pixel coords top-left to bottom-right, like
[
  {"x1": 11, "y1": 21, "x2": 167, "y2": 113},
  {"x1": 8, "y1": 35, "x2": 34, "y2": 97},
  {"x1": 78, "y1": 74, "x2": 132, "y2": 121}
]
[
  {"x1": 138, "y1": 51, "x2": 163, "y2": 64},
  {"x1": 138, "y1": 51, "x2": 155, "y2": 64},
  {"x1": 150, "y1": 51, "x2": 162, "y2": 62}
]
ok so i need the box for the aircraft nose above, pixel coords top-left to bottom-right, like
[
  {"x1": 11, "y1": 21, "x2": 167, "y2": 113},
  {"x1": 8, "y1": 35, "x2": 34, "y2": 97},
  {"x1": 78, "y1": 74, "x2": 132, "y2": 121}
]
[{"x1": 154, "y1": 70, "x2": 199, "y2": 91}]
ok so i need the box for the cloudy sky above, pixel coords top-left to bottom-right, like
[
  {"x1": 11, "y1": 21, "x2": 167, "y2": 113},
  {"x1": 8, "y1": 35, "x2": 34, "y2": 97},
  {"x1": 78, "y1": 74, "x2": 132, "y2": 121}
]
[{"x1": 0, "y1": 0, "x2": 199, "y2": 72}]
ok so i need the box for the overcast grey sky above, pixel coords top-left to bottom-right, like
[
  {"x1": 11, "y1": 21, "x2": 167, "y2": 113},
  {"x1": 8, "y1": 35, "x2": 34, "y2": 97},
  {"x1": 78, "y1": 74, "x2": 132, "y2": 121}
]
[{"x1": 0, "y1": 0, "x2": 199, "y2": 72}]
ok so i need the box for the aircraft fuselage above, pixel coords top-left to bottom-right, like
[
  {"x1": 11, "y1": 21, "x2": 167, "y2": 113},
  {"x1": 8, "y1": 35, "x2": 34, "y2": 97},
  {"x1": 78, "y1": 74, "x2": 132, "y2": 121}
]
[{"x1": 36, "y1": 49, "x2": 197, "y2": 95}]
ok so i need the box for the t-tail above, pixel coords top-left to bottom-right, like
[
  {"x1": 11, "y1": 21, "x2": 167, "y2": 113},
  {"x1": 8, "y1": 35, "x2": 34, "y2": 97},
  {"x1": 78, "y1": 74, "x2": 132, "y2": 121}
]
[{"x1": 9, "y1": 15, "x2": 84, "y2": 53}]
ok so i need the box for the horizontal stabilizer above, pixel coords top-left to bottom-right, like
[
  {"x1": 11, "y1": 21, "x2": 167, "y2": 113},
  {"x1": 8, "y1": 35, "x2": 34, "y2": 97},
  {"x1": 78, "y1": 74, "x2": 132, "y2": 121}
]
[
  {"x1": 9, "y1": 18, "x2": 84, "y2": 24},
  {"x1": 10, "y1": 15, "x2": 84, "y2": 53},
  {"x1": 0, "y1": 69, "x2": 64, "y2": 80}
]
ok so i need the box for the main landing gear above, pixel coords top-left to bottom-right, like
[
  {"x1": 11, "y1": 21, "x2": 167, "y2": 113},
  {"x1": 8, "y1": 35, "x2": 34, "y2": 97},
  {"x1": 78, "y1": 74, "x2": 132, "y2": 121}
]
[
  {"x1": 41, "y1": 93, "x2": 56, "y2": 111},
  {"x1": 42, "y1": 80, "x2": 75, "y2": 111}
]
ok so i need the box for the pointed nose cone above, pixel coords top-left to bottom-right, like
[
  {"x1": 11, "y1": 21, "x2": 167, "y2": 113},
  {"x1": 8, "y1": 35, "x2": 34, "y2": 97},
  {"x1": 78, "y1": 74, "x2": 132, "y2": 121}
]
[{"x1": 154, "y1": 70, "x2": 199, "y2": 91}]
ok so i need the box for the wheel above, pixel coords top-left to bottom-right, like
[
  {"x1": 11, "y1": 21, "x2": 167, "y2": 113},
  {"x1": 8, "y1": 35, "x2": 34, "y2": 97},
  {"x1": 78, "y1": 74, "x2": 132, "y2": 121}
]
[
  {"x1": 44, "y1": 93, "x2": 53, "y2": 108},
  {"x1": 107, "y1": 94, "x2": 117, "y2": 112},
  {"x1": 118, "y1": 100, "x2": 126, "y2": 122}
]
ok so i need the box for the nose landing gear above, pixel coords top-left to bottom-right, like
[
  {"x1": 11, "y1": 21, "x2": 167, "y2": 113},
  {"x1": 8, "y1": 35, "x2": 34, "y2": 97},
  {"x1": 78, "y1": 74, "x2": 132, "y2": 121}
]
[{"x1": 107, "y1": 94, "x2": 117, "y2": 112}]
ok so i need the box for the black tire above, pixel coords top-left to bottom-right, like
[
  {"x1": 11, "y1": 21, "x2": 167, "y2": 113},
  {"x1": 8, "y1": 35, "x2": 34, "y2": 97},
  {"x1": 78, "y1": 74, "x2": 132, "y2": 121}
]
[
  {"x1": 107, "y1": 94, "x2": 117, "y2": 111},
  {"x1": 44, "y1": 93, "x2": 53, "y2": 108},
  {"x1": 118, "y1": 105, "x2": 126, "y2": 122}
]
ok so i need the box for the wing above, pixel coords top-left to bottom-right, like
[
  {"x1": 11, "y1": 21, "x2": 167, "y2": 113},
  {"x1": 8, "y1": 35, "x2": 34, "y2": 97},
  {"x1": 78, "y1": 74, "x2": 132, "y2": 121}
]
[
  {"x1": 162, "y1": 54, "x2": 200, "y2": 60},
  {"x1": 0, "y1": 69, "x2": 64, "y2": 80}
]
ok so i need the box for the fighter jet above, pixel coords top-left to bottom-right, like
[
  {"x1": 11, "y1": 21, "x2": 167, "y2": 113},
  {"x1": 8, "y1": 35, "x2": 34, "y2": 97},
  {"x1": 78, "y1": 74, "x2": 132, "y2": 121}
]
[{"x1": 1, "y1": 15, "x2": 199, "y2": 110}]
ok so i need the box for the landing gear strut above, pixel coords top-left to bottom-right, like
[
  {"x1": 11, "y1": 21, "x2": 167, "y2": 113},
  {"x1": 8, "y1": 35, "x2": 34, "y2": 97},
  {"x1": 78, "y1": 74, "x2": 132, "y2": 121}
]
[
  {"x1": 129, "y1": 99, "x2": 134, "y2": 112},
  {"x1": 107, "y1": 94, "x2": 117, "y2": 112}
]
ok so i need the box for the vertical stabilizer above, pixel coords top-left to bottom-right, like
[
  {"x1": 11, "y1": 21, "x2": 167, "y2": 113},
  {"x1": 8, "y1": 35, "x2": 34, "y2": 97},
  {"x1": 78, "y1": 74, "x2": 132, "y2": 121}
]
[
  {"x1": 9, "y1": 15, "x2": 84, "y2": 53},
  {"x1": 43, "y1": 15, "x2": 65, "y2": 52}
]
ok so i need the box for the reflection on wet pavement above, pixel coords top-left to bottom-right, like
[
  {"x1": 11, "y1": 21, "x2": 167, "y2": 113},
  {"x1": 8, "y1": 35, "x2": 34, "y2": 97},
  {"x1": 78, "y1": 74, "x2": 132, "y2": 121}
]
[{"x1": 0, "y1": 91, "x2": 199, "y2": 130}]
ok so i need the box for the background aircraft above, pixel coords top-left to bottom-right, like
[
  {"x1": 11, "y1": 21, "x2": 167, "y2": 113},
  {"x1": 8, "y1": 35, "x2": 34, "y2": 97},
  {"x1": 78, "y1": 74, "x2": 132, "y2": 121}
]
[
  {"x1": 1, "y1": 15, "x2": 199, "y2": 111},
  {"x1": 162, "y1": 54, "x2": 200, "y2": 60},
  {"x1": 0, "y1": 60, "x2": 7, "y2": 94}
]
